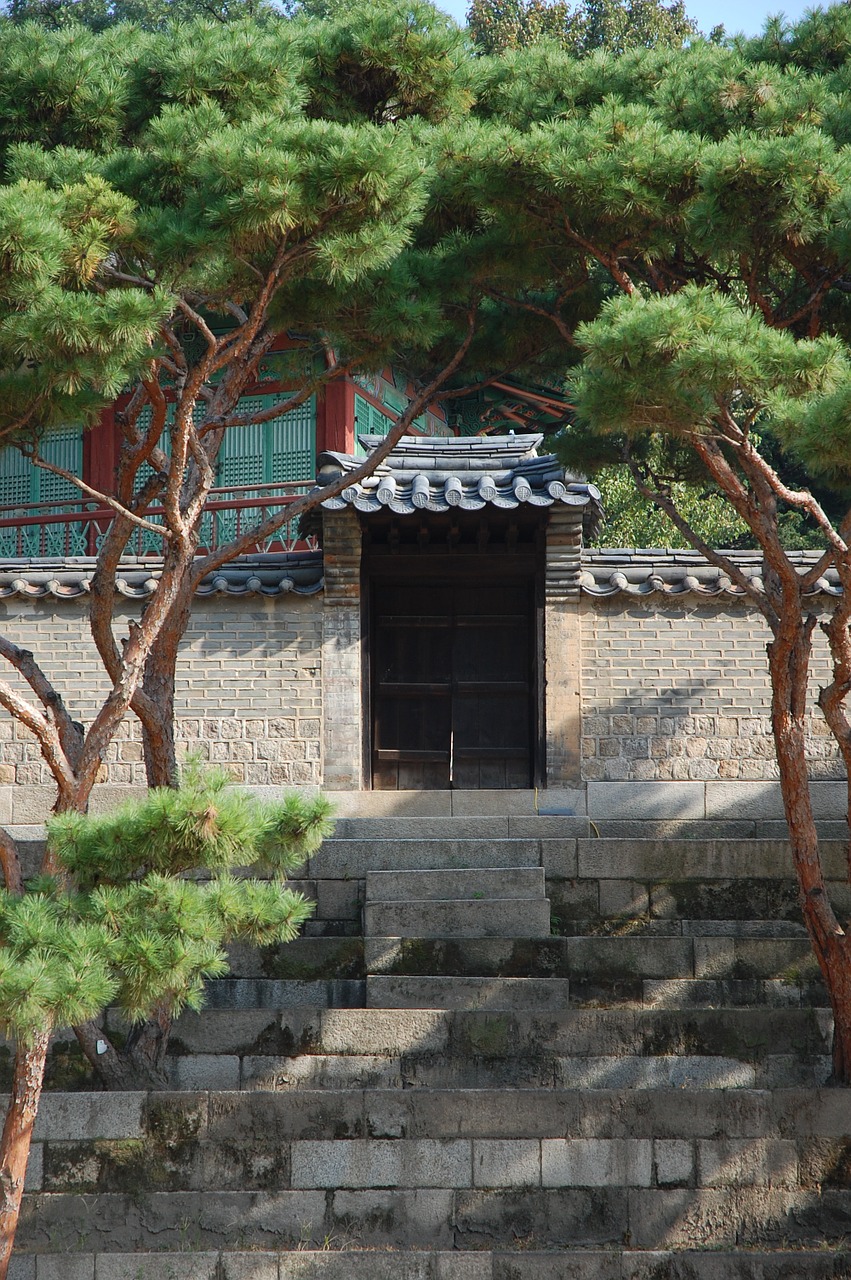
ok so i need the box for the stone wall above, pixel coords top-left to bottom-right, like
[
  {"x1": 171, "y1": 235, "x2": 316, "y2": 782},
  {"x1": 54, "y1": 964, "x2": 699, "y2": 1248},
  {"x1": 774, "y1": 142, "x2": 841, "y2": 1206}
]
[
  {"x1": 0, "y1": 591, "x2": 323, "y2": 793},
  {"x1": 580, "y1": 596, "x2": 842, "y2": 784},
  {"x1": 0, "y1": 554, "x2": 845, "y2": 810}
]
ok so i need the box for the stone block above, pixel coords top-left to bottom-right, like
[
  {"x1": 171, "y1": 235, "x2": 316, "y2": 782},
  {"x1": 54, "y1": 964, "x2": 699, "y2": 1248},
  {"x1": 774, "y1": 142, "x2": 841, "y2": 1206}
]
[
  {"x1": 598, "y1": 881, "x2": 649, "y2": 918},
  {"x1": 324, "y1": 791, "x2": 452, "y2": 818},
  {"x1": 473, "y1": 1139, "x2": 541, "y2": 1187},
  {"x1": 86, "y1": 785, "x2": 148, "y2": 815},
  {"x1": 10, "y1": 786, "x2": 55, "y2": 823},
  {"x1": 365, "y1": 868, "x2": 545, "y2": 903},
  {"x1": 25, "y1": 1142, "x2": 42, "y2": 1191},
  {"x1": 95, "y1": 1258, "x2": 219, "y2": 1280},
  {"x1": 169, "y1": 1008, "x2": 299, "y2": 1054},
  {"x1": 334, "y1": 817, "x2": 508, "y2": 839},
  {"x1": 451, "y1": 790, "x2": 538, "y2": 815},
  {"x1": 366, "y1": 976, "x2": 571, "y2": 1013},
  {"x1": 242, "y1": 1053, "x2": 403, "y2": 1092},
  {"x1": 587, "y1": 782, "x2": 705, "y2": 820},
  {"x1": 315, "y1": 880, "x2": 363, "y2": 921},
  {"x1": 433, "y1": 1259, "x2": 494, "y2": 1280},
  {"x1": 320, "y1": 1009, "x2": 450, "y2": 1056},
  {"x1": 168, "y1": 1055, "x2": 241, "y2": 1091},
  {"x1": 494, "y1": 1255, "x2": 624, "y2": 1279},
  {"x1": 328, "y1": 1188, "x2": 455, "y2": 1247},
  {"x1": 534, "y1": 788, "x2": 588, "y2": 816},
  {"x1": 34, "y1": 1260, "x2": 93, "y2": 1280},
  {"x1": 8, "y1": 1259, "x2": 35, "y2": 1280},
  {"x1": 654, "y1": 1139, "x2": 693, "y2": 1187},
  {"x1": 219, "y1": 1256, "x2": 281, "y2": 1280},
  {"x1": 510, "y1": 819, "x2": 588, "y2": 838},
  {"x1": 539, "y1": 839, "x2": 578, "y2": 878},
  {"x1": 364, "y1": 898, "x2": 550, "y2": 940},
  {"x1": 291, "y1": 1138, "x2": 471, "y2": 1188},
  {"x1": 453, "y1": 1186, "x2": 626, "y2": 1247},
  {"x1": 541, "y1": 1138, "x2": 652, "y2": 1187},
  {"x1": 34, "y1": 1093, "x2": 144, "y2": 1142},
  {"x1": 705, "y1": 782, "x2": 786, "y2": 820},
  {"x1": 697, "y1": 1138, "x2": 799, "y2": 1187},
  {"x1": 314, "y1": 839, "x2": 541, "y2": 878}
]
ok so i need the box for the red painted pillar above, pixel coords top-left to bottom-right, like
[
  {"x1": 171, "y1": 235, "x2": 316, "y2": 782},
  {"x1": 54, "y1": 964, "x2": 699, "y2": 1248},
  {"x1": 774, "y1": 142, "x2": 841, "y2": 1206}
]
[
  {"x1": 82, "y1": 406, "x2": 118, "y2": 554},
  {"x1": 83, "y1": 406, "x2": 118, "y2": 498},
  {"x1": 317, "y1": 380, "x2": 355, "y2": 458}
]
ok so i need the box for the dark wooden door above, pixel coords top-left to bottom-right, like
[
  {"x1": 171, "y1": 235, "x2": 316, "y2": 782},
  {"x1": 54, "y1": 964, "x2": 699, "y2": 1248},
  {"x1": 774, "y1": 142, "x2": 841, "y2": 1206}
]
[{"x1": 371, "y1": 580, "x2": 534, "y2": 789}]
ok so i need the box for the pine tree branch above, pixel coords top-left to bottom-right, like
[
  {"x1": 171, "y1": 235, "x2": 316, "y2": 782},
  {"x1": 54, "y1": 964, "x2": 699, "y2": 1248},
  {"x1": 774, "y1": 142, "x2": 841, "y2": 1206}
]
[
  {"x1": 0, "y1": 829, "x2": 23, "y2": 897},
  {"x1": 626, "y1": 451, "x2": 777, "y2": 625},
  {"x1": 0, "y1": 637, "x2": 81, "y2": 768},
  {"x1": 0, "y1": 680, "x2": 75, "y2": 797},
  {"x1": 28, "y1": 454, "x2": 170, "y2": 540},
  {"x1": 190, "y1": 307, "x2": 481, "y2": 584}
]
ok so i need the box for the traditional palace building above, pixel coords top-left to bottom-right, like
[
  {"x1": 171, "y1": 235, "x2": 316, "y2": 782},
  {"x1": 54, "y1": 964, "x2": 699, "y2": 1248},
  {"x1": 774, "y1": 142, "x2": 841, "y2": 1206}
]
[{"x1": 0, "y1": 373, "x2": 844, "y2": 827}]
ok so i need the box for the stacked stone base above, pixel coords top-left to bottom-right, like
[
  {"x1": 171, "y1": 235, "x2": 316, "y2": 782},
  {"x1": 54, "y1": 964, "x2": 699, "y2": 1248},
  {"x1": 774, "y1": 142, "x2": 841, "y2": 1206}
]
[{"x1": 7, "y1": 796, "x2": 851, "y2": 1275}]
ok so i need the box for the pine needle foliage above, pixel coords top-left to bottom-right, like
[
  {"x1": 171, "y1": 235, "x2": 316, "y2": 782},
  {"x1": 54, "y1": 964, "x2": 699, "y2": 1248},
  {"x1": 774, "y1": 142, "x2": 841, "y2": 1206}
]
[{"x1": 0, "y1": 767, "x2": 326, "y2": 1046}]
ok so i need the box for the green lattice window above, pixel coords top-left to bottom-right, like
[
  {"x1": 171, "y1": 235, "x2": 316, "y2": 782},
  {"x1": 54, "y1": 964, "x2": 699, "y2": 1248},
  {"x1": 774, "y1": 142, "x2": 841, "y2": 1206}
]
[
  {"x1": 354, "y1": 393, "x2": 393, "y2": 454},
  {"x1": 133, "y1": 394, "x2": 316, "y2": 490},
  {"x1": 217, "y1": 394, "x2": 316, "y2": 486},
  {"x1": 0, "y1": 429, "x2": 83, "y2": 508}
]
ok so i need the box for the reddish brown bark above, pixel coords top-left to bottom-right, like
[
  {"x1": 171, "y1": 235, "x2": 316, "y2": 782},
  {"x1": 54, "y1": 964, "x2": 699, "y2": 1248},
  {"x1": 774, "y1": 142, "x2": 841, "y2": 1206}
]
[
  {"x1": 0, "y1": 1031, "x2": 49, "y2": 1279},
  {"x1": 766, "y1": 603, "x2": 851, "y2": 1082}
]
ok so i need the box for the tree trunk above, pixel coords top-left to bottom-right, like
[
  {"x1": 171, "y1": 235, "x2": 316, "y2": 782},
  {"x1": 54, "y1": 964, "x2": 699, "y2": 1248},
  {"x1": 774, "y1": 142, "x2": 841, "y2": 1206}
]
[
  {"x1": 0, "y1": 1032, "x2": 49, "y2": 1278},
  {"x1": 74, "y1": 1018, "x2": 169, "y2": 1091},
  {"x1": 768, "y1": 630, "x2": 851, "y2": 1084},
  {"x1": 139, "y1": 557, "x2": 194, "y2": 789}
]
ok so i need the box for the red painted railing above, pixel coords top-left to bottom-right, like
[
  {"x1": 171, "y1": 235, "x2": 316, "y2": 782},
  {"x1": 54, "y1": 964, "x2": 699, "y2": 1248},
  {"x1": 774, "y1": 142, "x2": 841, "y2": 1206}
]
[{"x1": 0, "y1": 482, "x2": 318, "y2": 559}]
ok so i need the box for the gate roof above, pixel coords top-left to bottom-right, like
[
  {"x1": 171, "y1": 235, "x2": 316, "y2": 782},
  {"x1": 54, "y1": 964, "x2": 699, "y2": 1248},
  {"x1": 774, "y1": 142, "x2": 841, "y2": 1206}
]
[{"x1": 317, "y1": 433, "x2": 603, "y2": 537}]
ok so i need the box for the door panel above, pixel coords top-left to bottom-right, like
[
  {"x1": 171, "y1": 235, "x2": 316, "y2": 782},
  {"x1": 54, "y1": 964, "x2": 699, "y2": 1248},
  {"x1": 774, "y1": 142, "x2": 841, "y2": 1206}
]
[{"x1": 371, "y1": 579, "x2": 534, "y2": 790}]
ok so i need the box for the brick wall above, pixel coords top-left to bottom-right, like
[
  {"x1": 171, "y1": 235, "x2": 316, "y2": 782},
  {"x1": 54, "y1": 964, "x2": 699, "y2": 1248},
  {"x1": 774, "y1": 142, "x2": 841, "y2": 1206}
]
[
  {"x1": 0, "y1": 578, "x2": 843, "y2": 797},
  {"x1": 0, "y1": 593, "x2": 324, "y2": 788},
  {"x1": 580, "y1": 597, "x2": 842, "y2": 783}
]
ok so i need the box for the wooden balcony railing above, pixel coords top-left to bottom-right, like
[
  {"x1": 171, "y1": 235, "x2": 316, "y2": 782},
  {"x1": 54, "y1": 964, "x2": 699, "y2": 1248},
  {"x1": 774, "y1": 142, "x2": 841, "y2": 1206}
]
[{"x1": 0, "y1": 482, "x2": 318, "y2": 559}]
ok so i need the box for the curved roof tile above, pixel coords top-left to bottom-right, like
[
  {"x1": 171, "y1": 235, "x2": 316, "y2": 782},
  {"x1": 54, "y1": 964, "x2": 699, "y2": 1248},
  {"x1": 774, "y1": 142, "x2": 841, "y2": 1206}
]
[
  {"x1": 580, "y1": 550, "x2": 842, "y2": 598},
  {"x1": 317, "y1": 433, "x2": 603, "y2": 532},
  {"x1": 0, "y1": 553, "x2": 324, "y2": 602}
]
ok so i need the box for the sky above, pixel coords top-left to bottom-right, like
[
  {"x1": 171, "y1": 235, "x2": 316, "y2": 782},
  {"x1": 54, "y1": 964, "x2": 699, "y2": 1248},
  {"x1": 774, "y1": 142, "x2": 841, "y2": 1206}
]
[{"x1": 436, "y1": 0, "x2": 824, "y2": 39}]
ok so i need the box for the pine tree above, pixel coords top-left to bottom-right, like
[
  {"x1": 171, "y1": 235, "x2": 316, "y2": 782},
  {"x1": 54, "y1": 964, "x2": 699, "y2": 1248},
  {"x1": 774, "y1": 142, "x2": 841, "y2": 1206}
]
[
  {"x1": 449, "y1": 7, "x2": 851, "y2": 1079},
  {"x1": 0, "y1": 763, "x2": 331, "y2": 1275},
  {"x1": 0, "y1": 3, "x2": 485, "y2": 1100}
]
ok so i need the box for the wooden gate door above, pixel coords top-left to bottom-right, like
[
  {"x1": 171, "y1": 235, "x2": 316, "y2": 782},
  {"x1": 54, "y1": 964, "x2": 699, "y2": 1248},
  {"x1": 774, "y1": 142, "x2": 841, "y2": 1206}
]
[{"x1": 371, "y1": 579, "x2": 535, "y2": 789}]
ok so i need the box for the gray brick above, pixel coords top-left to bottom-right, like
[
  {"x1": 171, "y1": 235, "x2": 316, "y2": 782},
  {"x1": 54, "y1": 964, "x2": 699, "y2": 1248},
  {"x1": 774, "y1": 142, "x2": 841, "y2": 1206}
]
[
  {"x1": 35, "y1": 1261, "x2": 93, "y2": 1280},
  {"x1": 473, "y1": 1139, "x2": 540, "y2": 1187},
  {"x1": 292, "y1": 1139, "x2": 471, "y2": 1188},
  {"x1": 542, "y1": 1139, "x2": 652, "y2": 1187}
]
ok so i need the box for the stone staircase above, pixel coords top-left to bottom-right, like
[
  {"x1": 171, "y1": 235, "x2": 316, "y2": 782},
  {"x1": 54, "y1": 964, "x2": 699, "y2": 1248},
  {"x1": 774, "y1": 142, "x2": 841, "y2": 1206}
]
[{"x1": 10, "y1": 794, "x2": 851, "y2": 1278}]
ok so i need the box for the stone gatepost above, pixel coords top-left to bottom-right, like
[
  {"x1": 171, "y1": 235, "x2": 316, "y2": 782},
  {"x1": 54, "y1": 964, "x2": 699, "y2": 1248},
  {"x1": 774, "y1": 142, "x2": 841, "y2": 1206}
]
[
  {"x1": 544, "y1": 504, "x2": 584, "y2": 787},
  {"x1": 321, "y1": 508, "x2": 364, "y2": 790}
]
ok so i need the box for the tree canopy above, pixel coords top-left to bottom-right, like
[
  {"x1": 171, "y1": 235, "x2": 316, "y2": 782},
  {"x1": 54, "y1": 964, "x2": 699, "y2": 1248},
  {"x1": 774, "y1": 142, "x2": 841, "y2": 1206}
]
[{"x1": 466, "y1": 0, "x2": 700, "y2": 57}]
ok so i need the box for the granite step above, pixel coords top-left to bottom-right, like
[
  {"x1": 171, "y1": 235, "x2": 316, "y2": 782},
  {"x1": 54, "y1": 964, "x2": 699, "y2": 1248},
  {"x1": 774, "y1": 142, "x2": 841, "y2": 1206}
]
[
  {"x1": 331, "y1": 815, "x2": 589, "y2": 839},
  {"x1": 364, "y1": 934, "x2": 818, "y2": 981},
  {"x1": 366, "y1": 976, "x2": 570, "y2": 1011},
  {"x1": 576, "y1": 838, "x2": 846, "y2": 881},
  {"x1": 15, "y1": 1185, "x2": 851, "y2": 1252},
  {"x1": 310, "y1": 839, "x2": 543, "y2": 877},
  {"x1": 25, "y1": 1085, "x2": 851, "y2": 1143},
  {"x1": 155, "y1": 1006, "x2": 833, "y2": 1092},
  {"x1": 364, "y1": 899, "x2": 551, "y2": 940},
  {"x1": 202, "y1": 979, "x2": 366, "y2": 1010},
  {"x1": 365, "y1": 867, "x2": 546, "y2": 902},
  {"x1": 10, "y1": 1252, "x2": 851, "y2": 1279}
]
